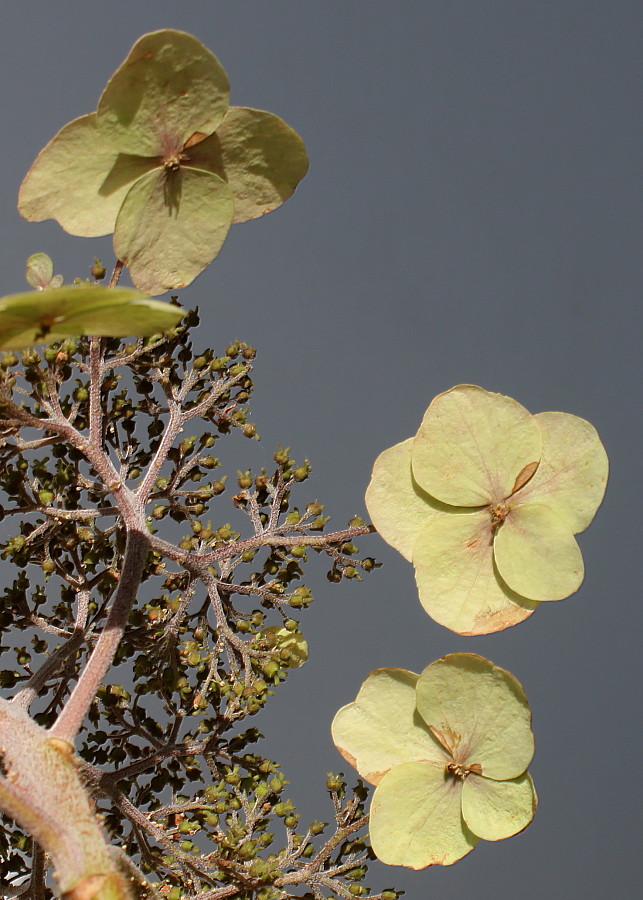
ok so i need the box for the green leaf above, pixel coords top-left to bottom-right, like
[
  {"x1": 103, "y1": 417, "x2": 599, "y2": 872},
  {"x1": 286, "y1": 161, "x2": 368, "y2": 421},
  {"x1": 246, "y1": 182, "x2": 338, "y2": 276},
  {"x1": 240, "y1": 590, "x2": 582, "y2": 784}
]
[
  {"x1": 369, "y1": 761, "x2": 478, "y2": 868},
  {"x1": 461, "y1": 772, "x2": 537, "y2": 841},
  {"x1": 331, "y1": 669, "x2": 445, "y2": 785},
  {"x1": 412, "y1": 385, "x2": 542, "y2": 507},
  {"x1": 0, "y1": 286, "x2": 184, "y2": 349},
  {"x1": 413, "y1": 511, "x2": 538, "y2": 635},
  {"x1": 97, "y1": 30, "x2": 230, "y2": 156},
  {"x1": 494, "y1": 501, "x2": 584, "y2": 601},
  {"x1": 515, "y1": 411, "x2": 609, "y2": 532},
  {"x1": 18, "y1": 114, "x2": 157, "y2": 237},
  {"x1": 186, "y1": 107, "x2": 310, "y2": 223},
  {"x1": 415, "y1": 654, "x2": 534, "y2": 780},
  {"x1": 113, "y1": 166, "x2": 234, "y2": 294}
]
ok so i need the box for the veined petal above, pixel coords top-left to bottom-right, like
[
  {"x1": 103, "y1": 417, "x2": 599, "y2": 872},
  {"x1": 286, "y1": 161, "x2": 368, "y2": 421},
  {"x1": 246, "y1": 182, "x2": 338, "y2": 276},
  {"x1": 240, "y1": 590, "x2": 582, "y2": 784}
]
[
  {"x1": 186, "y1": 107, "x2": 309, "y2": 224},
  {"x1": 0, "y1": 286, "x2": 182, "y2": 349},
  {"x1": 97, "y1": 30, "x2": 229, "y2": 156},
  {"x1": 514, "y1": 411, "x2": 609, "y2": 533},
  {"x1": 412, "y1": 385, "x2": 542, "y2": 508},
  {"x1": 495, "y1": 501, "x2": 584, "y2": 601},
  {"x1": 113, "y1": 166, "x2": 234, "y2": 294},
  {"x1": 19, "y1": 114, "x2": 156, "y2": 236},
  {"x1": 413, "y1": 510, "x2": 538, "y2": 635},
  {"x1": 461, "y1": 771, "x2": 537, "y2": 840},
  {"x1": 365, "y1": 438, "x2": 450, "y2": 561},
  {"x1": 331, "y1": 668, "x2": 445, "y2": 785},
  {"x1": 415, "y1": 654, "x2": 534, "y2": 781},
  {"x1": 370, "y1": 761, "x2": 478, "y2": 868}
]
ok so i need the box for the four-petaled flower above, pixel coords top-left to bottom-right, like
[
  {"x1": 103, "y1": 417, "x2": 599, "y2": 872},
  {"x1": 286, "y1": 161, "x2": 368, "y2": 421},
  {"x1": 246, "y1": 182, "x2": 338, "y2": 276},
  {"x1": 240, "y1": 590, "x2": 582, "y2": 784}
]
[
  {"x1": 332, "y1": 653, "x2": 537, "y2": 869},
  {"x1": 19, "y1": 30, "x2": 309, "y2": 294},
  {"x1": 365, "y1": 384, "x2": 608, "y2": 634}
]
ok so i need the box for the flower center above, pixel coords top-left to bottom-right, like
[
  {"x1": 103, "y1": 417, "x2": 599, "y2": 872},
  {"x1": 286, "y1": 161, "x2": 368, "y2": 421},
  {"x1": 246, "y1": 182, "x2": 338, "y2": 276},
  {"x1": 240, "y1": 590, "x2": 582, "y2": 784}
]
[
  {"x1": 490, "y1": 503, "x2": 509, "y2": 531},
  {"x1": 446, "y1": 761, "x2": 482, "y2": 781},
  {"x1": 164, "y1": 155, "x2": 183, "y2": 172}
]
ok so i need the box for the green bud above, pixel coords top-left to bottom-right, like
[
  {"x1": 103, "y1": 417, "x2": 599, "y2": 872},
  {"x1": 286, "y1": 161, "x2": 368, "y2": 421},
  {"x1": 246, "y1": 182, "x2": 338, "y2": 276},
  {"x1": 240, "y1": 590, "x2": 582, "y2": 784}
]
[
  {"x1": 91, "y1": 259, "x2": 107, "y2": 281},
  {"x1": 38, "y1": 489, "x2": 55, "y2": 505}
]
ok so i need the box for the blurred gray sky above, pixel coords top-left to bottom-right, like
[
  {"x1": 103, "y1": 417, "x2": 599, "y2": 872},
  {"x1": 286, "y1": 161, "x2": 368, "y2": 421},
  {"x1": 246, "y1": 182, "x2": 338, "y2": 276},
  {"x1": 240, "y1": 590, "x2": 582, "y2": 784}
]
[{"x1": 1, "y1": 2, "x2": 641, "y2": 898}]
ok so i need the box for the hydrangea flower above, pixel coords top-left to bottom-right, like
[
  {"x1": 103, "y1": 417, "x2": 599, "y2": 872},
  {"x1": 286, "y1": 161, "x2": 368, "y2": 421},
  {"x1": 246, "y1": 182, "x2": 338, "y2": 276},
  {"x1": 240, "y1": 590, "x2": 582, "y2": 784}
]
[
  {"x1": 19, "y1": 30, "x2": 309, "y2": 294},
  {"x1": 365, "y1": 384, "x2": 608, "y2": 634},
  {"x1": 331, "y1": 653, "x2": 537, "y2": 869}
]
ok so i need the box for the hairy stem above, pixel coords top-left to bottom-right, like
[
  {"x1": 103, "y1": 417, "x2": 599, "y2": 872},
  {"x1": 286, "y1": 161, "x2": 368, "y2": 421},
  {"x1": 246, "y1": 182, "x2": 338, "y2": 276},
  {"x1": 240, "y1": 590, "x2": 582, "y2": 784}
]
[{"x1": 50, "y1": 528, "x2": 150, "y2": 744}]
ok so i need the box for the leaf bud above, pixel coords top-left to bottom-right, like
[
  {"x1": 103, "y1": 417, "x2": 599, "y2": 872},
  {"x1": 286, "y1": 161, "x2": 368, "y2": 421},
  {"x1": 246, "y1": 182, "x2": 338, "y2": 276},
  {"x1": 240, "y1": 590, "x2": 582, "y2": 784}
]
[
  {"x1": 309, "y1": 820, "x2": 326, "y2": 835},
  {"x1": 211, "y1": 477, "x2": 227, "y2": 494},
  {"x1": 73, "y1": 386, "x2": 89, "y2": 402},
  {"x1": 274, "y1": 446, "x2": 290, "y2": 465},
  {"x1": 326, "y1": 773, "x2": 345, "y2": 792},
  {"x1": 262, "y1": 660, "x2": 280, "y2": 679},
  {"x1": 238, "y1": 840, "x2": 257, "y2": 860},
  {"x1": 38, "y1": 489, "x2": 55, "y2": 505},
  {"x1": 90, "y1": 259, "x2": 107, "y2": 280},
  {"x1": 237, "y1": 470, "x2": 253, "y2": 489},
  {"x1": 193, "y1": 355, "x2": 208, "y2": 370}
]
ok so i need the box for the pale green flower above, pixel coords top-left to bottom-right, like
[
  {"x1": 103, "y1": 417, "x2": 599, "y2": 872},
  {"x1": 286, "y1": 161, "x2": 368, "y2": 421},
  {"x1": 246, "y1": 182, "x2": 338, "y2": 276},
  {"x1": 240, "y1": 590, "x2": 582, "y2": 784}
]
[
  {"x1": 332, "y1": 653, "x2": 537, "y2": 869},
  {"x1": 366, "y1": 384, "x2": 608, "y2": 634}
]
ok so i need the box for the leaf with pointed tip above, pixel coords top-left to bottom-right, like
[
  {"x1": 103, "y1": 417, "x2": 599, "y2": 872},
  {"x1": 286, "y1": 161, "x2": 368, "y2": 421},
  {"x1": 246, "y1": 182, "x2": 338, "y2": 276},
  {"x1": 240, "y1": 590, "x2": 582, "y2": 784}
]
[
  {"x1": 113, "y1": 166, "x2": 234, "y2": 294},
  {"x1": 19, "y1": 114, "x2": 158, "y2": 237},
  {"x1": 0, "y1": 286, "x2": 183, "y2": 349},
  {"x1": 97, "y1": 30, "x2": 230, "y2": 156},
  {"x1": 186, "y1": 107, "x2": 309, "y2": 223}
]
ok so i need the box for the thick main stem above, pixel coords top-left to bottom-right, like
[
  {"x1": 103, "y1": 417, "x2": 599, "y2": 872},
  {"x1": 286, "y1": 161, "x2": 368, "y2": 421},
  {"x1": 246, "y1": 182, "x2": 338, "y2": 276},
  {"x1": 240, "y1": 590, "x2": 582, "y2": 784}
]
[{"x1": 50, "y1": 528, "x2": 150, "y2": 744}]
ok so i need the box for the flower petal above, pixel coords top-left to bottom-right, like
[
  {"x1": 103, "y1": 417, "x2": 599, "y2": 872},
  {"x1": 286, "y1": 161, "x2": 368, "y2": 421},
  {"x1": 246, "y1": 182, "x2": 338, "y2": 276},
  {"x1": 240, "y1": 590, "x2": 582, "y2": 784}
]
[
  {"x1": 25, "y1": 253, "x2": 54, "y2": 290},
  {"x1": 113, "y1": 166, "x2": 234, "y2": 294},
  {"x1": 331, "y1": 669, "x2": 445, "y2": 785},
  {"x1": 412, "y1": 385, "x2": 542, "y2": 507},
  {"x1": 513, "y1": 411, "x2": 609, "y2": 533},
  {"x1": 461, "y1": 772, "x2": 537, "y2": 841},
  {"x1": 415, "y1": 654, "x2": 535, "y2": 780},
  {"x1": 186, "y1": 107, "x2": 309, "y2": 224},
  {"x1": 97, "y1": 30, "x2": 229, "y2": 156},
  {"x1": 413, "y1": 510, "x2": 538, "y2": 635},
  {"x1": 365, "y1": 438, "x2": 454, "y2": 561},
  {"x1": 495, "y1": 501, "x2": 584, "y2": 601},
  {"x1": 370, "y1": 761, "x2": 478, "y2": 868},
  {"x1": 0, "y1": 286, "x2": 183, "y2": 350},
  {"x1": 19, "y1": 114, "x2": 156, "y2": 237}
]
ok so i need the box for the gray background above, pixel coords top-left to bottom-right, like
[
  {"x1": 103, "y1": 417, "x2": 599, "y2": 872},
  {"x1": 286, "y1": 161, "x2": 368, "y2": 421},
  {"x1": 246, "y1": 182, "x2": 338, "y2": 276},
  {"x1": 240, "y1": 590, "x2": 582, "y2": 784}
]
[{"x1": 1, "y1": 2, "x2": 641, "y2": 898}]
